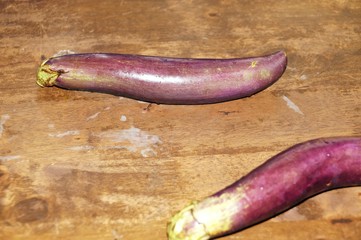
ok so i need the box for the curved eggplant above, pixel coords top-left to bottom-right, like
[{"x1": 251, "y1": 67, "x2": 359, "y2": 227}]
[
  {"x1": 36, "y1": 51, "x2": 287, "y2": 104},
  {"x1": 167, "y1": 137, "x2": 361, "y2": 239}
]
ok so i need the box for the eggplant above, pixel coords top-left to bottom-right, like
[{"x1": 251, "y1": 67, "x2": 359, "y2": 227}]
[
  {"x1": 36, "y1": 51, "x2": 287, "y2": 104},
  {"x1": 167, "y1": 137, "x2": 361, "y2": 239}
]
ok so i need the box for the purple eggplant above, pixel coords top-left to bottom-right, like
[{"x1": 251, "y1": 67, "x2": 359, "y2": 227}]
[
  {"x1": 36, "y1": 51, "x2": 287, "y2": 104},
  {"x1": 167, "y1": 137, "x2": 361, "y2": 239}
]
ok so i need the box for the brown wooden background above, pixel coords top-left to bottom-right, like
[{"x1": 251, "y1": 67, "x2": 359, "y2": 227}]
[{"x1": 1, "y1": 0, "x2": 360, "y2": 239}]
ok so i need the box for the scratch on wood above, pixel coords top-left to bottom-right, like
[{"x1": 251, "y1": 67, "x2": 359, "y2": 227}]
[
  {"x1": 218, "y1": 110, "x2": 238, "y2": 116},
  {"x1": 86, "y1": 112, "x2": 101, "y2": 121},
  {"x1": 142, "y1": 103, "x2": 153, "y2": 113},
  {"x1": 331, "y1": 218, "x2": 353, "y2": 224},
  {"x1": 0, "y1": 155, "x2": 21, "y2": 161},
  {"x1": 282, "y1": 95, "x2": 304, "y2": 115}
]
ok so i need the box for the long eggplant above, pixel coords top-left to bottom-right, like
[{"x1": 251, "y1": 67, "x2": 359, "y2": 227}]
[
  {"x1": 167, "y1": 137, "x2": 361, "y2": 239},
  {"x1": 36, "y1": 51, "x2": 287, "y2": 104}
]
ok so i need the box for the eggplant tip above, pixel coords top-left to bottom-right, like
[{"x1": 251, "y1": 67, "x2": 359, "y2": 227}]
[
  {"x1": 36, "y1": 60, "x2": 59, "y2": 87},
  {"x1": 167, "y1": 202, "x2": 210, "y2": 240}
]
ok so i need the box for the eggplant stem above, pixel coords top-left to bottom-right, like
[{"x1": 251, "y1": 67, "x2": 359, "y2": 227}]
[
  {"x1": 36, "y1": 60, "x2": 60, "y2": 87},
  {"x1": 167, "y1": 201, "x2": 210, "y2": 240}
]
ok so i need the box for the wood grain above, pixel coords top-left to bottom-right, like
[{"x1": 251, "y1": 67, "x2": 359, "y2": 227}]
[{"x1": 1, "y1": 0, "x2": 360, "y2": 239}]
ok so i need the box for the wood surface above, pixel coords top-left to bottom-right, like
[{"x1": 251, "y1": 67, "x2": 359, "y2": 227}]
[{"x1": 1, "y1": 0, "x2": 361, "y2": 239}]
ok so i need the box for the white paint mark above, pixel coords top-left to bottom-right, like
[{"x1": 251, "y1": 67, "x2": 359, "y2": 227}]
[
  {"x1": 0, "y1": 155, "x2": 21, "y2": 161},
  {"x1": 282, "y1": 96, "x2": 304, "y2": 115},
  {"x1": 95, "y1": 127, "x2": 161, "y2": 157},
  {"x1": 52, "y1": 49, "x2": 76, "y2": 57},
  {"x1": 140, "y1": 148, "x2": 157, "y2": 157},
  {"x1": 86, "y1": 112, "x2": 100, "y2": 121},
  {"x1": 120, "y1": 115, "x2": 127, "y2": 122},
  {"x1": 111, "y1": 229, "x2": 123, "y2": 240},
  {"x1": 287, "y1": 66, "x2": 297, "y2": 71},
  {"x1": 300, "y1": 74, "x2": 308, "y2": 80},
  {"x1": 48, "y1": 130, "x2": 80, "y2": 138},
  {"x1": 68, "y1": 145, "x2": 94, "y2": 151},
  {"x1": 103, "y1": 145, "x2": 137, "y2": 151},
  {"x1": 0, "y1": 114, "x2": 10, "y2": 137},
  {"x1": 104, "y1": 106, "x2": 111, "y2": 111}
]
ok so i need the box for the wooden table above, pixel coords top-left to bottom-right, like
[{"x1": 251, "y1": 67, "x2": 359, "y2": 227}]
[{"x1": 1, "y1": 1, "x2": 360, "y2": 239}]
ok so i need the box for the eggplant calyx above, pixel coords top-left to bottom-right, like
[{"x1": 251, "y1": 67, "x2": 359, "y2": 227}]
[
  {"x1": 167, "y1": 201, "x2": 210, "y2": 240},
  {"x1": 36, "y1": 61, "x2": 61, "y2": 87}
]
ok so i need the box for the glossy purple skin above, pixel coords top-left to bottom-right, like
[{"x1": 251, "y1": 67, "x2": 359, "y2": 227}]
[
  {"x1": 176, "y1": 137, "x2": 361, "y2": 239},
  {"x1": 41, "y1": 51, "x2": 287, "y2": 104},
  {"x1": 213, "y1": 137, "x2": 361, "y2": 236}
]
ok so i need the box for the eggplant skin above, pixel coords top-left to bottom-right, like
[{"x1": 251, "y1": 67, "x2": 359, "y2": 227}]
[
  {"x1": 167, "y1": 137, "x2": 361, "y2": 239},
  {"x1": 36, "y1": 51, "x2": 287, "y2": 104}
]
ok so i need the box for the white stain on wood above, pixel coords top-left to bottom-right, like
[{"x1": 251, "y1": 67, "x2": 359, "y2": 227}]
[
  {"x1": 299, "y1": 74, "x2": 308, "y2": 80},
  {"x1": 94, "y1": 127, "x2": 161, "y2": 157},
  {"x1": 68, "y1": 145, "x2": 94, "y2": 151},
  {"x1": 120, "y1": 115, "x2": 127, "y2": 122},
  {"x1": 48, "y1": 130, "x2": 80, "y2": 138},
  {"x1": 0, "y1": 114, "x2": 10, "y2": 138},
  {"x1": 111, "y1": 229, "x2": 123, "y2": 240},
  {"x1": 140, "y1": 148, "x2": 157, "y2": 157},
  {"x1": 52, "y1": 49, "x2": 76, "y2": 57},
  {"x1": 282, "y1": 95, "x2": 304, "y2": 115}
]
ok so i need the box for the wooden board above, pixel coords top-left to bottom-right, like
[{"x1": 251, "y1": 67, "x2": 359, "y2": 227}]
[{"x1": 1, "y1": 0, "x2": 360, "y2": 239}]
